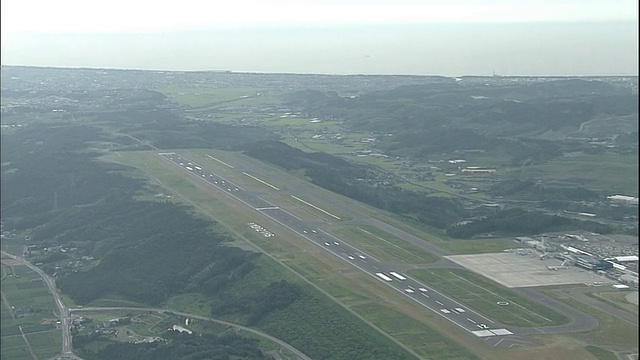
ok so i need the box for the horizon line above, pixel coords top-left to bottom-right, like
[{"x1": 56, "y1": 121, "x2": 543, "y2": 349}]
[{"x1": 2, "y1": 64, "x2": 638, "y2": 78}]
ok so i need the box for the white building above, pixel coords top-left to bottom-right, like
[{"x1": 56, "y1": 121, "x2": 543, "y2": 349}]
[{"x1": 607, "y1": 195, "x2": 638, "y2": 206}]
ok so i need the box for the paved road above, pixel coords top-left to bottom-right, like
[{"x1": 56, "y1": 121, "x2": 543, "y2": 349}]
[
  {"x1": 70, "y1": 307, "x2": 312, "y2": 360},
  {"x1": 510, "y1": 287, "x2": 600, "y2": 335},
  {"x1": 558, "y1": 287, "x2": 637, "y2": 326},
  {"x1": 3, "y1": 251, "x2": 309, "y2": 359},
  {"x1": 2, "y1": 252, "x2": 80, "y2": 359}
]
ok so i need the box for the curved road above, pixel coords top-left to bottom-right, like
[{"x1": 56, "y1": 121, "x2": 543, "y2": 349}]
[
  {"x1": 2, "y1": 251, "x2": 310, "y2": 360},
  {"x1": 70, "y1": 307, "x2": 312, "y2": 360},
  {"x1": 2, "y1": 251, "x2": 79, "y2": 359}
]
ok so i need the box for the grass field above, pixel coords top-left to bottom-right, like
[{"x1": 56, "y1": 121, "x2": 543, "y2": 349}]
[
  {"x1": 128, "y1": 312, "x2": 170, "y2": 336},
  {"x1": 408, "y1": 268, "x2": 568, "y2": 327},
  {"x1": 156, "y1": 86, "x2": 272, "y2": 108},
  {"x1": 329, "y1": 225, "x2": 438, "y2": 264},
  {"x1": 585, "y1": 345, "x2": 618, "y2": 360},
  {"x1": 542, "y1": 288, "x2": 639, "y2": 350},
  {"x1": 1, "y1": 262, "x2": 61, "y2": 359},
  {"x1": 510, "y1": 151, "x2": 638, "y2": 196},
  {"x1": 28, "y1": 330, "x2": 61, "y2": 359},
  {"x1": 587, "y1": 291, "x2": 639, "y2": 315}
]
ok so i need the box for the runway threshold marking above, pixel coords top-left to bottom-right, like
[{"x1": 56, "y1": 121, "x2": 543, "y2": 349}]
[
  {"x1": 205, "y1": 154, "x2": 234, "y2": 168},
  {"x1": 291, "y1": 195, "x2": 341, "y2": 220},
  {"x1": 243, "y1": 172, "x2": 280, "y2": 190}
]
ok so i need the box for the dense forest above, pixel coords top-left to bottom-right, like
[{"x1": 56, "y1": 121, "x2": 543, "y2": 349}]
[{"x1": 285, "y1": 80, "x2": 637, "y2": 162}]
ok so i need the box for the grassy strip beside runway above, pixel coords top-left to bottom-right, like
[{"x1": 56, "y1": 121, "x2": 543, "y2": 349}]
[
  {"x1": 408, "y1": 268, "x2": 568, "y2": 327},
  {"x1": 329, "y1": 225, "x2": 438, "y2": 264}
]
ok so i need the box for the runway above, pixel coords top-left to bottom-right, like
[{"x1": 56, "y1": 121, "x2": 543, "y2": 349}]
[{"x1": 157, "y1": 151, "x2": 601, "y2": 345}]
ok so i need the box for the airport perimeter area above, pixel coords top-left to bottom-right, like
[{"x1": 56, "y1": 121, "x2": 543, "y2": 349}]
[{"x1": 444, "y1": 252, "x2": 611, "y2": 288}]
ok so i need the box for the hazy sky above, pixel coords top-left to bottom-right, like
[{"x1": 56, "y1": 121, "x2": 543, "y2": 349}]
[{"x1": 1, "y1": 0, "x2": 638, "y2": 76}]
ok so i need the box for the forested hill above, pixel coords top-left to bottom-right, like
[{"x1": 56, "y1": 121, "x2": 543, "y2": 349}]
[
  {"x1": 285, "y1": 79, "x2": 637, "y2": 159},
  {"x1": 241, "y1": 140, "x2": 613, "y2": 238}
]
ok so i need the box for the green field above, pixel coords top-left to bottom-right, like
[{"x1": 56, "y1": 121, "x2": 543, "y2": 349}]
[
  {"x1": 329, "y1": 225, "x2": 438, "y2": 264},
  {"x1": 542, "y1": 288, "x2": 639, "y2": 350},
  {"x1": 585, "y1": 345, "x2": 618, "y2": 360},
  {"x1": 510, "y1": 151, "x2": 638, "y2": 196},
  {"x1": 128, "y1": 312, "x2": 170, "y2": 336},
  {"x1": 28, "y1": 330, "x2": 61, "y2": 359},
  {"x1": 587, "y1": 291, "x2": 639, "y2": 315},
  {"x1": 156, "y1": 86, "x2": 273, "y2": 108},
  {"x1": 1, "y1": 263, "x2": 61, "y2": 360},
  {"x1": 408, "y1": 268, "x2": 568, "y2": 327}
]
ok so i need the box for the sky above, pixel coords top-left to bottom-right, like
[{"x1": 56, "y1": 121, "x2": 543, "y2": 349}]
[{"x1": 1, "y1": 0, "x2": 638, "y2": 76}]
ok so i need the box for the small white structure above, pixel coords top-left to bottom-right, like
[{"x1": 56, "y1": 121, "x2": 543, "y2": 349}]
[
  {"x1": 609, "y1": 256, "x2": 639, "y2": 263},
  {"x1": 172, "y1": 325, "x2": 192, "y2": 334},
  {"x1": 613, "y1": 284, "x2": 630, "y2": 290},
  {"x1": 607, "y1": 195, "x2": 638, "y2": 206}
]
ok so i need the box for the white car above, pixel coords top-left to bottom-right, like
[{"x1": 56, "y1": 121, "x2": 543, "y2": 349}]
[
  {"x1": 404, "y1": 288, "x2": 415, "y2": 293},
  {"x1": 418, "y1": 288, "x2": 428, "y2": 292},
  {"x1": 333, "y1": 242, "x2": 339, "y2": 246},
  {"x1": 325, "y1": 242, "x2": 330, "y2": 246}
]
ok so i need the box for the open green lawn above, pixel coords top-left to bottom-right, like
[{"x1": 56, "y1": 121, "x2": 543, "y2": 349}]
[
  {"x1": 587, "y1": 291, "x2": 639, "y2": 315},
  {"x1": 542, "y1": 288, "x2": 639, "y2": 350},
  {"x1": 329, "y1": 225, "x2": 438, "y2": 264},
  {"x1": 1, "y1": 263, "x2": 61, "y2": 359},
  {"x1": 128, "y1": 313, "x2": 170, "y2": 336},
  {"x1": 408, "y1": 268, "x2": 568, "y2": 327},
  {"x1": 28, "y1": 330, "x2": 61, "y2": 359},
  {"x1": 156, "y1": 86, "x2": 271, "y2": 108},
  {"x1": 510, "y1": 151, "x2": 638, "y2": 196}
]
